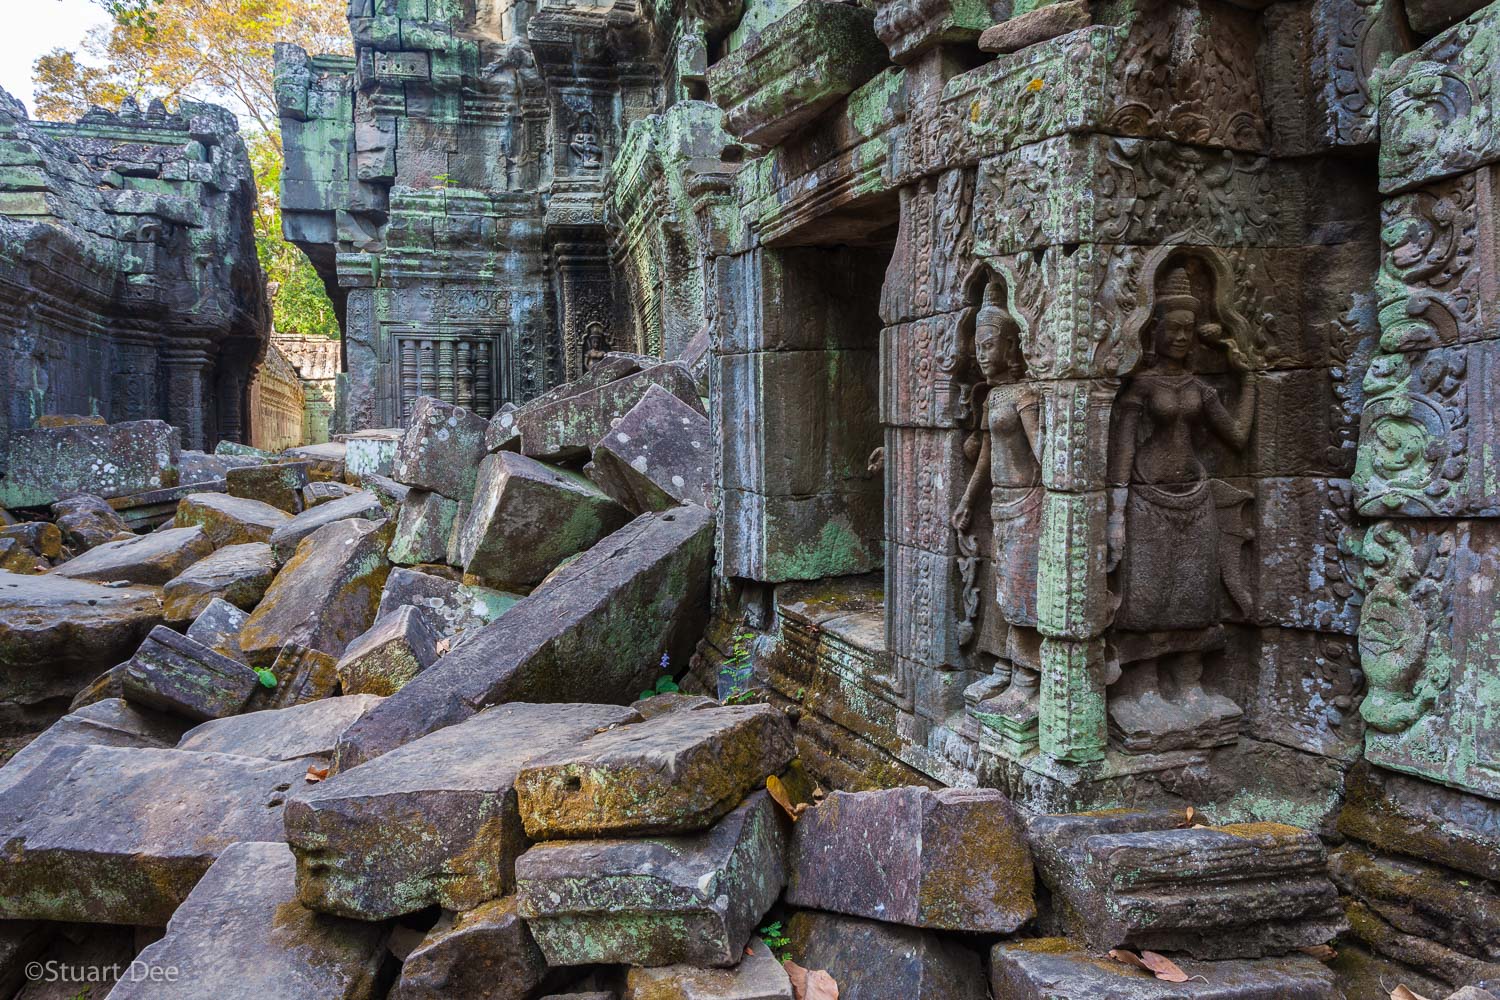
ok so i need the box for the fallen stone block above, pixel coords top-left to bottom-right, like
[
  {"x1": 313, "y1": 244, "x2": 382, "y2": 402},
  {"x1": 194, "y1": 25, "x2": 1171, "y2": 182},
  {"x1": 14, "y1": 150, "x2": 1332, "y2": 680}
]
[
  {"x1": 304, "y1": 480, "x2": 362, "y2": 507},
  {"x1": 111, "y1": 480, "x2": 225, "y2": 532},
  {"x1": 634, "y1": 691, "x2": 719, "y2": 718},
  {"x1": 53, "y1": 494, "x2": 132, "y2": 552},
  {"x1": 785, "y1": 911, "x2": 987, "y2": 1000},
  {"x1": 121, "y1": 625, "x2": 262, "y2": 721},
  {"x1": 517, "y1": 704, "x2": 794, "y2": 838},
  {"x1": 376, "y1": 566, "x2": 520, "y2": 640},
  {"x1": 1029, "y1": 811, "x2": 1345, "y2": 959},
  {"x1": 285, "y1": 442, "x2": 347, "y2": 481},
  {"x1": 517, "y1": 792, "x2": 787, "y2": 968},
  {"x1": 0, "y1": 537, "x2": 43, "y2": 574},
  {"x1": 1339, "y1": 761, "x2": 1500, "y2": 882},
  {"x1": 336, "y1": 506, "x2": 713, "y2": 767},
  {"x1": 286, "y1": 702, "x2": 639, "y2": 920},
  {"x1": 0, "y1": 522, "x2": 61, "y2": 561},
  {"x1": 249, "y1": 642, "x2": 341, "y2": 709},
  {"x1": 0, "y1": 419, "x2": 180, "y2": 508},
  {"x1": 588, "y1": 383, "x2": 712, "y2": 514},
  {"x1": 624, "y1": 938, "x2": 793, "y2": 1000},
  {"x1": 161, "y1": 541, "x2": 276, "y2": 624},
  {"x1": 786, "y1": 786, "x2": 1034, "y2": 933},
  {"x1": 978, "y1": 0, "x2": 1091, "y2": 53},
  {"x1": 390, "y1": 896, "x2": 548, "y2": 1000},
  {"x1": 336, "y1": 605, "x2": 441, "y2": 697},
  {"x1": 364, "y1": 473, "x2": 411, "y2": 516},
  {"x1": 267, "y1": 489, "x2": 386, "y2": 565},
  {"x1": 109, "y1": 841, "x2": 389, "y2": 1000},
  {"x1": 484, "y1": 353, "x2": 655, "y2": 453},
  {"x1": 226, "y1": 460, "x2": 311, "y2": 513},
  {"x1": 185, "y1": 597, "x2": 250, "y2": 662},
  {"x1": 392, "y1": 396, "x2": 490, "y2": 501},
  {"x1": 0, "y1": 746, "x2": 309, "y2": 924},
  {"x1": 175, "y1": 492, "x2": 292, "y2": 547},
  {"x1": 0, "y1": 697, "x2": 187, "y2": 796},
  {"x1": 510, "y1": 362, "x2": 704, "y2": 463},
  {"x1": 51, "y1": 525, "x2": 212, "y2": 585},
  {"x1": 183, "y1": 448, "x2": 265, "y2": 484},
  {"x1": 390, "y1": 489, "x2": 460, "y2": 567},
  {"x1": 989, "y1": 939, "x2": 1339, "y2": 999},
  {"x1": 455, "y1": 452, "x2": 629, "y2": 588},
  {"x1": 343, "y1": 428, "x2": 402, "y2": 482},
  {"x1": 178, "y1": 695, "x2": 384, "y2": 762},
  {"x1": 239, "y1": 517, "x2": 391, "y2": 667},
  {"x1": 0, "y1": 572, "x2": 163, "y2": 733}
]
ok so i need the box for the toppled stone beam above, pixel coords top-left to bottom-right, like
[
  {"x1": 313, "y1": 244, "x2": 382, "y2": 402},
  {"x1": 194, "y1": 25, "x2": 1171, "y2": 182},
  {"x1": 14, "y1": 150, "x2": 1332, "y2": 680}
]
[
  {"x1": 267, "y1": 490, "x2": 385, "y2": 565},
  {"x1": 335, "y1": 605, "x2": 441, "y2": 697},
  {"x1": 160, "y1": 541, "x2": 276, "y2": 624},
  {"x1": 588, "y1": 383, "x2": 713, "y2": 514},
  {"x1": 177, "y1": 695, "x2": 384, "y2": 763},
  {"x1": 175, "y1": 492, "x2": 292, "y2": 547},
  {"x1": 51, "y1": 526, "x2": 213, "y2": 586},
  {"x1": 336, "y1": 506, "x2": 713, "y2": 767},
  {"x1": 499, "y1": 363, "x2": 703, "y2": 463},
  {"x1": 390, "y1": 896, "x2": 549, "y2": 1000},
  {"x1": 121, "y1": 625, "x2": 262, "y2": 721},
  {"x1": 0, "y1": 420, "x2": 180, "y2": 509}
]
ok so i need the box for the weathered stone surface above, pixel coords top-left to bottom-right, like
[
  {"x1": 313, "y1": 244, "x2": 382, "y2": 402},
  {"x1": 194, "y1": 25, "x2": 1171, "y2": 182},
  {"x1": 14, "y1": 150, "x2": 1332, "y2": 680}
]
[
  {"x1": 110, "y1": 841, "x2": 388, "y2": 1000},
  {"x1": 51, "y1": 495, "x2": 132, "y2": 552},
  {"x1": 634, "y1": 692, "x2": 719, "y2": 718},
  {"x1": 0, "y1": 746, "x2": 307, "y2": 924},
  {"x1": 285, "y1": 702, "x2": 638, "y2": 920},
  {"x1": 0, "y1": 572, "x2": 163, "y2": 732},
  {"x1": 184, "y1": 597, "x2": 251, "y2": 662},
  {"x1": 267, "y1": 489, "x2": 385, "y2": 565},
  {"x1": 989, "y1": 939, "x2": 1340, "y2": 1000},
  {"x1": 389, "y1": 489, "x2": 459, "y2": 567},
  {"x1": 786, "y1": 786, "x2": 1034, "y2": 933},
  {"x1": 121, "y1": 625, "x2": 261, "y2": 721},
  {"x1": 978, "y1": 1, "x2": 1090, "y2": 54},
  {"x1": 1339, "y1": 763, "x2": 1500, "y2": 882},
  {"x1": 517, "y1": 792, "x2": 788, "y2": 968},
  {"x1": 625, "y1": 938, "x2": 793, "y2": 1000},
  {"x1": 588, "y1": 384, "x2": 712, "y2": 514},
  {"x1": 178, "y1": 695, "x2": 384, "y2": 762},
  {"x1": 239, "y1": 517, "x2": 390, "y2": 667},
  {"x1": 284, "y1": 442, "x2": 346, "y2": 481},
  {"x1": 175, "y1": 492, "x2": 292, "y2": 547},
  {"x1": 303, "y1": 479, "x2": 361, "y2": 507},
  {"x1": 343, "y1": 429, "x2": 402, "y2": 482},
  {"x1": 507, "y1": 363, "x2": 704, "y2": 463},
  {"x1": 0, "y1": 698, "x2": 187, "y2": 796},
  {"x1": 226, "y1": 460, "x2": 311, "y2": 513},
  {"x1": 392, "y1": 396, "x2": 490, "y2": 501},
  {"x1": 455, "y1": 452, "x2": 629, "y2": 587},
  {"x1": 338, "y1": 507, "x2": 713, "y2": 766},
  {"x1": 161, "y1": 541, "x2": 276, "y2": 623},
  {"x1": 516, "y1": 704, "x2": 795, "y2": 838},
  {"x1": 784, "y1": 911, "x2": 986, "y2": 1000},
  {"x1": 336, "y1": 605, "x2": 441, "y2": 697},
  {"x1": 0, "y1": 522, "x2": 61, "y2": 561},
  {"x1": 390, "y1": 896, "x2": 548, "y2": 1000},
  {"x1": 51, "y1": 525, "x2": 212, "y2": 585},
  {"x1": 376, "y1": 566, "x2": 520, "y2": 640},
  {"x1": 250, "y1": 642, "x2": 341, "y2": 709},
  {"x1": 1030, "y1": 812, "x2": 1345, "y2": 959},
  {"x1": 0, "y1": 420, "x2": 179, "y2": 509}
]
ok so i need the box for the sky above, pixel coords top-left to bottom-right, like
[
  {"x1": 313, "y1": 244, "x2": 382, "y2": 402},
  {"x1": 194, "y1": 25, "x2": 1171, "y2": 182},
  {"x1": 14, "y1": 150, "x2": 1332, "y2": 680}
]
[{"x1": 0, "y1": 0, "x2": 111, "y2": 114}]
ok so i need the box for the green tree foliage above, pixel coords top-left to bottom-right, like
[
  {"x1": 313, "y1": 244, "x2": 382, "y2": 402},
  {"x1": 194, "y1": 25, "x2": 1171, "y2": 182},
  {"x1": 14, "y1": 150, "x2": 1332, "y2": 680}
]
[{"x1": 36, "y1": 0, "x2": 349, "y2": 338}]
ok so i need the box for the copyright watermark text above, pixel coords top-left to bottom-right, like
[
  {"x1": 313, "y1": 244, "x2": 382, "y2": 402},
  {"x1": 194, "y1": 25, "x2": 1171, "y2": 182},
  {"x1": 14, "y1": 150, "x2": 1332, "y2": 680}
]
[{"x1": 24, "y1": 960, "x2": 181, "y2": 985}]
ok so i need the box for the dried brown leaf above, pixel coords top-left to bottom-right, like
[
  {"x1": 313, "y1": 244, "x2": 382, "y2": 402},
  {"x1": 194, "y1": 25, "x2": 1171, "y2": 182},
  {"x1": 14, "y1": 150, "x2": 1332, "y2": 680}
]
[
  {"x1": 305, "y1": 765, "x2": 330, "y2": 784},
  {"x1": 1299, "y1": 944, "x2": 1337, "y2": 962},
  {"x1": 1391, "y1": 987, "x2": 1434, "y2": 1000},
  {"x1": 435, "y1": 637, "x2": 452, "y2": 656},
  {"x1": 1140, "y1": 951, "x2": 1191, "y2": 983},
  {"x1": 766, "y1": 774, "x2": 800, "y2": 822},
  {"x1": 1184, "y1": 806, "x2": 1196, "y2": 826},
  {"x1": 785, "y1": 961, "x2": 838, "y2": 1000},
  {"x1": 1108, "y1": 949, "x2": 1151, "y2": 972}
]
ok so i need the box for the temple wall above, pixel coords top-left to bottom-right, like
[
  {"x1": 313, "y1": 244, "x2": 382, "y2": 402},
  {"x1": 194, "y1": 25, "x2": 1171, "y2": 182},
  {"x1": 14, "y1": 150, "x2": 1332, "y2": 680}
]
[{"x1": 247, "y1": 342, "x2": 307, "y2": 452}]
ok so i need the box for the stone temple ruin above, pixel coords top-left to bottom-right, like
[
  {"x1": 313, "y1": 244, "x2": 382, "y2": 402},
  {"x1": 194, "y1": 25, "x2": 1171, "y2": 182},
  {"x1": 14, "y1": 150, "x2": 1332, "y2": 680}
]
[{"x1": 4, "y1": 0, "x2": 1500, "y2": 996}]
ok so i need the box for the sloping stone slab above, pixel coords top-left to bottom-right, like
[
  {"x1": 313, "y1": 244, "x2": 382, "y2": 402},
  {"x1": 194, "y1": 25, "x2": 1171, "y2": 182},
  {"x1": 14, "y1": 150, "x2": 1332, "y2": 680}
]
[
  {"x1": 787, "y1": 786, "x2": 1034, "y2": 933},
  {"x1": 161, "y1": 541, "x2": 275, "y2": 624},
  {"x1": 511, "y1": 363, "x2": 704, "y2": 463},
  {"x1": 989, "y1": 939, "x2": 1339, "y2": 999},
  {"x1": 455, "y1": 453, "x2": 629, "y2": 588},
  {"x1": 516, "y1": 704, "x2": 794, "y2": 838},
  {"x1": 588, "y1": 383, "x2": 712, "y2": 514},
  {"x1": 389, "y1": 489, "x2": 460, "y2": 567},
  {"x1": 487, "y1": 353, "x2": 656, "y2": 453},
  {"x1": 786, "y1": 911, "x2": 987, "y2": 1000},
  {"x1": 336, "y1": 506, "x2": 713, "y2": 767},
  {"x1": 267, "y1": 490, "x2": 385, "y2": 565},
  {"x1": 390, "y1": 895, "x2": 548, "y2": 1000},
  {"x1": 1339, "y1": 761, "x2": 1500, "y2": 882},
  {"x1": 0, "y1": 419, "x2": 179, "y2": 509},
  {"x1": 227, "y1": 461, "x2": 311, "y2": 513},
  {"x1": 517, "y1": 792, "x2": 787, "y2": 969},
  {"x1": 0, "y1": 746, "x2": 308, "y2": 924},
  {"x1": 0, "y1": 698, "x2": 187, "y2": 796},
  {"x1": 336, "y1": 605, "x2": 441, "y2": 697},
  {"x1": 0, "y1": 572, "x2": 162, "y2": 731},
  {"x1": 285, "y1": 702, "x2": 639, "y2": 921},
  {"x1": 109, "y1": 841, "x2": 388, "y2": 1000},
  {"x1": 376, "y1": 567, "x2": 520, "y2": 639},
  {"x1": 51, "y1": 494, "x2": 133, "y2": 551},
  {"x1": 624, "y1": 938, "x2": 793, "y2": 999},
  {"x1": 392, "y1": 396, "x2": 490, "y2": 501},
  {"x1": 978, "y1": 0, "x2": 1090, "y2": 53},
  {"x1": 122, "y1": 625, "x2": 261, "y2": 721},
  {"x1": 249, "y1": 643, "x2": 341, "y2": 710},
  {"x1": 239, "y1": 518, "x2": 391, "y2": 667},
  {"x1": 177, "y1": 695, "x2": 384, "y2": 762},
  {"x1": 184, "y1": 597, "x2": 250, "y2": 662},
  {"x1": 51, "y1": 526, "x2": 212, "y2": 586},
  {"x1": 175, "y1": 492, "x2": 292, "y2": 547}
]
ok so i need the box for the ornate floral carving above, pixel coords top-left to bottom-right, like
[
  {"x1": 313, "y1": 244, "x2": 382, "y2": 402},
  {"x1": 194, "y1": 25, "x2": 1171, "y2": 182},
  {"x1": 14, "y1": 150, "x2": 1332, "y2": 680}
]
[{"x1": 1376, "y1": 171, "x2": 1480, "y2": 353}]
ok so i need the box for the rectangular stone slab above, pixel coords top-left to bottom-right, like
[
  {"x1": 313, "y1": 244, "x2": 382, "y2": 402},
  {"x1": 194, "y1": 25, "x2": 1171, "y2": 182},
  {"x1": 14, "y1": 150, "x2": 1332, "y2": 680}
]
[
  {"x1": 587, "y1": 383, "x2": 713, "y2": 514},
  {"x1": 50, "y1": 525, "x2": 213, "y2": 586},
  {"x1": 507, "y1": 363, "x2": 704, "y2": 463},
  {"x1": 336, "y1": 604, "x2": 441, "y2": 697},
  {"x1": 392, "y1": 396, "x2": 490, "y2": 502},
  {"x1": 177, "y1": 695, "x2": 385, "y2": 762},
  {"x1": 0, "y1": 698, "x2": 188, "y2": 796},
  {"x1": 786, "y1": 786, "x2": 1035, "y2": 933},
  {"x1": 121, "y1": 625, "x2": 261, "y2": 722},
  {"x1": 284, "y1": 702, "x2": 639, "y2": 921},
  {"x1": 0, "y1": 746, "x2": 309, "y2": 925},
  {"x1": 109, "y1": 841, "x2": 388, "y2": 1000},
  {"x1": 160, "y1": 541, "x2": 276, "y2": 625},
  {"x1": 175, "y1": 492, "x2": 292, "y2": 547},
  {"x1": 267, "y1": 490, "x2": 386, "y2": 566},
  {"x1": 336, "y1": 506, "x2": 713, "y2": 767},
  {"x1": 390, "y1": 895, "x2": 548, "y2": 1000},
  {"x1": 226, "y1": 461, "x2": 311, "y2": 513},
  {"x1": 785, "y1": 911, "x2": 988, "y2": 1000},
  {"x1": 624, "y1": 937, "x2": 793, "y2": 999},
  {"x1": 989, "y1": 939, "x2": 1339, "y2": 1000},
  {"x1": 515, "y1": 704, "x2": 794, "y2": 838},
  {"x1": 0, "y1": 419, "x2": 179, "y2": 508},
  {"x1": 516, "y1": 792, "x2": 788, "y2": 969}
]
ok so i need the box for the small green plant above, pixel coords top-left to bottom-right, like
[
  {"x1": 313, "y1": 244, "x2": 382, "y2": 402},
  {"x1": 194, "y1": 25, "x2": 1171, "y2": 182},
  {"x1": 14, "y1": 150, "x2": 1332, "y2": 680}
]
[
  {"x1": 720, "y1": 626, "x2": 758, "y2": 703},
  {"x1": 758, "y1": 919, "x2": 791, "y2": 961},
  {"x1": 638, "y1": 653, "x2": 679, "y2": 701},
  {"x1": 431, "y1": 172, "x2": 457, "y2": 189},
  {"x1": 254, "y1": 668, "x2": 277, "y2": 689}
]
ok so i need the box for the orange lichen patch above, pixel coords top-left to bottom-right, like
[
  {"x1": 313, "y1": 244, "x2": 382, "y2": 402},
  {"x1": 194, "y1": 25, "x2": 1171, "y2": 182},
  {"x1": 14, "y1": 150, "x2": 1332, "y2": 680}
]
[
  {"x1": 1215, "y1": 822, "x2": 1303, "y2": 838},
  {"x1": 1012, "y1": 937, "x2": 1076, "y2": 954}
]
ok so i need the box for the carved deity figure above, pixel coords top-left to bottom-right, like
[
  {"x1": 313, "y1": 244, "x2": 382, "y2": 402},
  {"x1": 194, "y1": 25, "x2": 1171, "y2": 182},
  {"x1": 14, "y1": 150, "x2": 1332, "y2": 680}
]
[
  {"x1": 570, "y1": 113, "x2": 603, "y2": 171},
  {"x1": 953, "y1": 280, "x2": 1044, "y2": 728},
  {"x1": 1106, "y1": 261, "x2": 1255, "y2": 752},
  {"x1": 581, "y1": 321, "x2": 611, "y2": 372}
]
